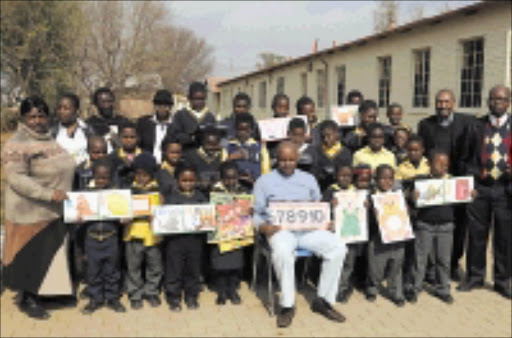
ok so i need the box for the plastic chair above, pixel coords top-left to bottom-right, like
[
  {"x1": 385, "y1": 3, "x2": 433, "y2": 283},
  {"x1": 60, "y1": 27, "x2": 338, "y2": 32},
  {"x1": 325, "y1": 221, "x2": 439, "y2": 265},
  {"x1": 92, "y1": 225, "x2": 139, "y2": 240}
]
[{"x1": 251, "y1": 233, "x2": 314, "y2": 316}]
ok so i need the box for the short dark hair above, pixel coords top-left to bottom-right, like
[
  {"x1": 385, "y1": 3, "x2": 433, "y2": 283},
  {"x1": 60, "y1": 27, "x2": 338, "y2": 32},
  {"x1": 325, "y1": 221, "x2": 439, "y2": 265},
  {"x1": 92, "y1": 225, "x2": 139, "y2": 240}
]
[
  {"x1": 153, "y1": 89, "x2": 174, "y2": 106},
  {"x1": 20, "y1": 96, "x2": 49, "y2": 116},
  {"x1": 199, "y1": 125, "x2": 222, "y2": 144},
  {"x1": 386, "y1": 103, "x2": 402, "y2": 115},
  {"x1": 92, "y1": 157, "x2": 113, "y2": 176},
  {"x1": 335, "y1": 163, "x2": 352, "y2": 176},
  {"x1": 296, "y1": 96, "x2": 314, "y2": 115},
  {"x1": 60, "y1": 93, "x2": 80, "y2": 110},
  {"x1": 366, "y1": 122, "x2": 385, "y2": 137},
  {"x1": 406, "y1": 134, "x2": 424, "y2": 148},
  {"x1": 319, "y1": 119, "x2": 338, "y2": 133},
  {"x1": 93, "y1": 87, "x2": 114, "y2": 106},
  {"x1": 175, "y1": 161, "x2": 197, "y2": 180},
  {"x1": 358, "y1": 100, "x2": 378, "y2": 114},
  {"x1": 235, "y1": 112, "x2": 255, "y2": 129},
  {"x1": 271, "y1": 93, "x2": 289, "y2": 110},
  {"x1": 354, "y1": 163, "x2": 372, "y2": 177},
  {"x1": 219, "y1": 160, "x2": 239, "y2": 179},
  {"x1": 161, "y1": 135, "x2": 181, "y2": 153},
  {"x1": 375, "y1": 164, "x2": 394, "y2": 179},
  {"x1": 288, "y1": 117, "x2": 306, "y2": 133},
  {"x1": 119, "y1": 121, "x2": 137, "y2": 134},
  {"x1": 233, "y1": 92, "x2": 251, "y2": 107},
  {"x1": 188, "y1": 81, "x2": 207, "y2": 97},
  {"x1": 87, "y1": 135, "x2": 107, "y2": 152},
  {"x1": 394, "y1": 126, "x2": 410, "y2": 137},
  {"x1": 346, "y1": 90, "x2": 364, "y2": 104},
  {"x1": 428, "y1": 148, "x2": 450, "y2": 164}
]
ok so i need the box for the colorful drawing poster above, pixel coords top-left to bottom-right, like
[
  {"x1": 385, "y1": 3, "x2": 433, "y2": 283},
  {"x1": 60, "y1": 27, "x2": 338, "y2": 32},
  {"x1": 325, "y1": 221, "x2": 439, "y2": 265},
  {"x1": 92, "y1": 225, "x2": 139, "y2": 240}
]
[
  {"x1": 99, "y1": 190, "x2": 133, "y2": 219},
  {"x1": 208, "y1": 194, "x2": 254, "y2": 248},
  {"x1": 330, "y1": 105, "x2": 358, "y2": 127},
  {"x1": 152, "y1": 204, "x2": 216, "y2": 235},
  {"x1": 268, "y1": 202, "x2": 330, "y2": 231},
  {"x1": 258, "y1": 116, "x2": 308, "y2": 142},
  {"x1": 415, "y1": 179, "x2": 445, "y2": 207},
  {"x1": 371, "y1": 191, "x2": 414, "y2": 244},
  {"x1": 218, "y1": 237, "x2": 254, "y2": 253},
  {"x1": 453, "y1": 176, "x2": 474, "y2": 203},
  {"x1": 64, "y1": 192, "x2": 100, "y2": 223},
  {"x1": 334, "y1": 190, "x2": 368, "y2": 243},
  {"x1": 132, "y1": 193, "x2": 160, "y2": 217}
]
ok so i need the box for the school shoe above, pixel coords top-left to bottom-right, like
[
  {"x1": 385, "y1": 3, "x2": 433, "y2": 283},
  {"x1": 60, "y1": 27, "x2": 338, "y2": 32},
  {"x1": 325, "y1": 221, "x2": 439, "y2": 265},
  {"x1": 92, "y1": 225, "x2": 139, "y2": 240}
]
[
  {"x1": 365, "y1": 293, "x2": 377, "y2": 302},
  {"x1": 336, "y1": 288, "x2": 352, "y2": 303},
  {"x1": 130, "y1": 299, "x2": 143, "y2": 310},
  {"x1": 276, "y1": 307, "x2": 295, "y2": 328},
  {"x1": 227, "y1": 291, "x2": 241, "y2": 305},
  {"x1": 105, "y1": 299, "x2": 126, "y2": 313},
  {"x1": 18, "y1": 293, "x2": 50, "y2": 320},
  {"x1": 391, "y1": 297, "x2": 405, "y2": 307},
  {"x1": 450, "y1": 265, "x2": 464, "y2": 282},
  {"x1": 81, "y1": 300, "x2": 103, "y2": 315},
  {"x1": 185, "y1": 298, "x2": 199, "y2": 310},
  {"x1": 456, "y1": 279, "x2": 484, "y2": 292},
  {"x1": 168, "y1": 300, "x2": 182, "y2": 312},
  {"x1": 404, "y1": 291, "x2": 418, "y2": 303},
  {"x1": 215, "y1": 292, "x2": 227, "y2": 305},
  {"x1": 493, "y1": 284, "x2": 512, "y2": 300},
  {"x1": 144, "y1": 295, "x2": 161, "y2": 307},
  {"x1": 310, "y1": 297, "x2": 346, "y2": 323},
  {"x1": 437, "y1": 294, "x2": 454, "y2": 304}
]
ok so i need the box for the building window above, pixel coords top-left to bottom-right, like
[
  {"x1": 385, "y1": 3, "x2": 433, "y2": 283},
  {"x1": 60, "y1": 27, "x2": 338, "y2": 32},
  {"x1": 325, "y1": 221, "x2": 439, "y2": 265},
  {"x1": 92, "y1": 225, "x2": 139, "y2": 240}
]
[
  {"x1": 336, "y1": 65, "x2": 346, "y2": 105},
  {"x1": 413, "y1": 49, "x2": 430, "y2": 108},
  {"x1": 378, "y1": 56, "x2": 392, "y2": 108},
  {"x1": 301, "y1": 72, "x2": 307, "y2": 96},
  {"x1": 317, "y1": 69, "x2": 326, "y2": 108},
  {"x1": 249, "y1": 84, "x2": 254, "y2": 103},
  {"x1": 259, "y1": 81, "x2": 267, "y2": 108},
  {"x1": 276, "y1": 76, "x2": 285, "y2": 94},
  {"x1": 460, "y1": 38, "x2": 484, "y2": 108}
]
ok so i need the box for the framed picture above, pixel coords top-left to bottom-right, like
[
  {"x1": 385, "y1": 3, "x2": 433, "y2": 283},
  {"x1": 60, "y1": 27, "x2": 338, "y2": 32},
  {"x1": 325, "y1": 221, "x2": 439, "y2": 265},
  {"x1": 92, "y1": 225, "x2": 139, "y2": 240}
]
[
  {"x1": 334, "y1": 190, "x2": 368, "y2": 243},
  {"x1": 268, "y1": 202, "x2": 330, "y2": 231},
  {"x1": 372, "y1": 191, "x2": 414, "y2": 244},
  {"x1": 152, "y1": 204, "x2": 216, "y2": 235},
  {"x1": 330, "y1": 105, "x2": 358, "y2": 127},
  {"x1": 415, "y1": 179, "x2": 445, "y2": 207},
  {"x1": 132, "y1": 193, "x2": 160, "y2": 217},
  {"x1": 64, "y1": 192, "x2": 100, "y2": 223},
  {"x1": 258, "y1": 116, "x2": 308, "y2": 142},
  {"x1": 415, "y1": 176, "x2": 474, "y2": 207}
]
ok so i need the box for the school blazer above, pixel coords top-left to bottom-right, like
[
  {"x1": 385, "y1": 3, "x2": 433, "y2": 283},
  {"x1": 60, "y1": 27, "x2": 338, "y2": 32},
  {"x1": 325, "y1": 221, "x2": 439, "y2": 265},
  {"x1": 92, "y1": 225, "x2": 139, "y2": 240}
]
[{"x1": 136, "y1": 114, "x2": 173, "y2": 153}]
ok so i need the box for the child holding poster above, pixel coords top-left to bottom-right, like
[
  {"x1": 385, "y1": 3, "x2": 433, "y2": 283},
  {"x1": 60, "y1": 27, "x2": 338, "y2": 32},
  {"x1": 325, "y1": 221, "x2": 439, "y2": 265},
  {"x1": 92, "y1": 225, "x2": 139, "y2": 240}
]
[
  {"x1": 123, "y1": 152, "x2": 163, "y2": 310},
  {"x1": 366, "y1": 164, "x2": 406, "y2": 307},
  {"x1": 162, "y1": 162, "x2": 208, "y2": 312},
  {"x1": 210, "y1": 161, "x2": 250, "y2": 305},
  {"x1": 81, "y1": 158, "x2": 126, "y2": 314}
]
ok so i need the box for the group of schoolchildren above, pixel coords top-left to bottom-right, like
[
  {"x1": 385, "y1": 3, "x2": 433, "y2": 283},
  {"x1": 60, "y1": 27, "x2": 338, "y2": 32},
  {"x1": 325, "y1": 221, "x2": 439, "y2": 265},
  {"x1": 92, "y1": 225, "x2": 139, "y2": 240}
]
[{"x1": 67, "y1": 81, "x2": 464, "y2": 317}]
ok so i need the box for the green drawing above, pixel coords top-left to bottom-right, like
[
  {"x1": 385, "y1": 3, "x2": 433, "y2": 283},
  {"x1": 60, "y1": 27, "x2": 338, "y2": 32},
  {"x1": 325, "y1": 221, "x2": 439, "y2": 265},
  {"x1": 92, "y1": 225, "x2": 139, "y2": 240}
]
[{"x1": 341, "y1": 209, "x2": 360, "y2": 236}]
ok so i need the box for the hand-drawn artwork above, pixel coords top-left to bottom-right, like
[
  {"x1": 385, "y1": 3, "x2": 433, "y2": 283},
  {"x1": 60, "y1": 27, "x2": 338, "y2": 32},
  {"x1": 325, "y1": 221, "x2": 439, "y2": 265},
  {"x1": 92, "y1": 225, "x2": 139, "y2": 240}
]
[
  {"x1": 64, "y1": 192, "x2": 100, "y2": 223},
  {"x1": 415, "y1": 176, "x2": 474, "y2": 207},
  {"x1": 415, "y1": 179, "x2": 445, "y2": 207},
  {"x1": 334, "y1": 191, "x2": 368, "y2": 243},
  {"x1": 209, "y1": 193, "x2": 254, "y2": 252},
  {"x1": 99, "y1": 190, "x2": 133, "y2": 219},
  {"x1": 132, "y1": 193, "x2": 160, "y2": 217},
  {"x1": 258, "y1": 116, "x2": 308, "y2": 142},
  {"x1": 372, "y1": 191, "x2": 414, "y2": 244},
  {"x1": 453, "y1": 176, "x2": 474, "y2": 202},
  {"x1": 268, "y1": 202, "x2": 330, "y2": 231},
  {"x1": 152, "y1": 204, "x2": 216, "y2": 235},
  {"x1": 330, "y1": 105, "x2": 358, "y2": 127}
]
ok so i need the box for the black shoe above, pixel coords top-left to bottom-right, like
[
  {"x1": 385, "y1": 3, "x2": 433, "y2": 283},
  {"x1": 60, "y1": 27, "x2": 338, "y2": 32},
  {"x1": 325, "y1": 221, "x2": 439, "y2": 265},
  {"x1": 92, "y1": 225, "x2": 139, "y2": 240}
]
[
  {"x1": 216, "y1": 292, "x2": 226, "y2": 305},
  {"x1": 130, "y1": 299, "x2": 143, "y2": 310},
  {"x1": 185, "y1": 298, "x2": 199, "y2": 310},
  {"x1": 456, "y1": 280, "x2": 484, "y2": 292},
  {"x1": 494, "y1": 284, "x2": 512, "y2": 300},
  {"x1": 81, "y1": 300, "x2": 103, "y2": 315},
  {"x1": 227, "y1": 291, "x2": 241, "y2": 305},
  {"x1": 168, "y1": 300, "x2": 182, "y2": 312},
  {"x1": 18, "y1": 294, "x2": 51, "y2": 320},
  {"x1": 336, "y1": 289, "x2": 352, "y2": 303},
  {"x1": 276, "y1": 307, "x2": 295, "y2": 328},
  {"x1": 79, "y1": 287, "x2": 90, "y2": 300},
  {"x1": 105, "y1": 299, "x2": 126, "y2": 313},
  {"x1": 365, "y1": 293, "x2": 377, "y2": 302},
  {"x1": 450, "y1": 266, "x2": 464, "y2": 282},
  {"x1": 310, "y1": 297, "x2": 346, "y2": 323},
  {"x1": 405, "y1": 291, "x2": 417, "y2": 304},
  {"x1": 437, "y1": 294, "x2": 454, "y2": 304},
  {"x1": 144, "y1": 295, "x2": 161, "y2": 307},
  {"x1": 392, "y1": 297, "x2": 405, "y2": 307}
]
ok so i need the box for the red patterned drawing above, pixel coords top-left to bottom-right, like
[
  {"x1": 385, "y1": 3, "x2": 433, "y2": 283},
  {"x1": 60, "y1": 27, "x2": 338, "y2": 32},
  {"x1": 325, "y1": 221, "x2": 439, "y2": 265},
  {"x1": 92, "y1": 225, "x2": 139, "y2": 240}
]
[{"x1": 455, "y1": 178, "x2": 470, "y2": 201}]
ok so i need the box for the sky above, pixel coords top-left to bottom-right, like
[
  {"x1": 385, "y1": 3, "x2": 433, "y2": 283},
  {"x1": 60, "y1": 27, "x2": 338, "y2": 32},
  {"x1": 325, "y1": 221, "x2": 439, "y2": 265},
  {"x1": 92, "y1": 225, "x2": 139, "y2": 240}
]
[{"x1": 167, "y1": 1, "x2": 477, "y2": 79}]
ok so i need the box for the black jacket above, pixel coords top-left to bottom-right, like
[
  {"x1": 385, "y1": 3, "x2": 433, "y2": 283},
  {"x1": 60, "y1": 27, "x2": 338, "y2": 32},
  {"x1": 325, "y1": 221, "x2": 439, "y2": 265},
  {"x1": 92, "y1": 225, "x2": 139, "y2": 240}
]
[
  {"x1": 136, "y1": 114, "x2": 173, "y2": 154},
  {"x1": 417, "y1": 113, "x2": 475, "y2": 176},
  {"x1": 168, "y1": 108, "x2": 216, "y2": 151},
  {"x1": 86, "y1": 114, "x2": 129, "y2": 150}
]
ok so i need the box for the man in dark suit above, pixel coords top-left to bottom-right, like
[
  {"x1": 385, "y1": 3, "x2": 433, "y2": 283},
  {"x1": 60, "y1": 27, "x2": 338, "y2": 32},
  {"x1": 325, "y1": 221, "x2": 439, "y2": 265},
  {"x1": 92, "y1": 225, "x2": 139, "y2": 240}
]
[
  {"x1": 417, "y1": 88, "x2": 476, "y2": 282},
  {"x1": 136, "y1": 90, "x2": 174, "y2": 163},
  {"x1": 457, "y1": 85, "x2": 511, "y2": 299}
]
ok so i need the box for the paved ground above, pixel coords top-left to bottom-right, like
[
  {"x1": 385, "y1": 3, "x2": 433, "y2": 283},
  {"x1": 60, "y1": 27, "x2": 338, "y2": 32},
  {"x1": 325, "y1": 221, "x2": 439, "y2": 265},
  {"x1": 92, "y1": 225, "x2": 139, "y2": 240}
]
[{"x1": 1, "y1": 256, "x2": 511, "y2": 338}]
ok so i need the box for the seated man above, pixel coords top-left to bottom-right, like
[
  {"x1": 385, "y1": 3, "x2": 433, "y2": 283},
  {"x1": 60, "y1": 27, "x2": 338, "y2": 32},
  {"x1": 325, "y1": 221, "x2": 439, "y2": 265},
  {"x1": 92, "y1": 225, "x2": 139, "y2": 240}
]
[{"x1": 253, "y1": 141, "x2": 347, "y2": 328}]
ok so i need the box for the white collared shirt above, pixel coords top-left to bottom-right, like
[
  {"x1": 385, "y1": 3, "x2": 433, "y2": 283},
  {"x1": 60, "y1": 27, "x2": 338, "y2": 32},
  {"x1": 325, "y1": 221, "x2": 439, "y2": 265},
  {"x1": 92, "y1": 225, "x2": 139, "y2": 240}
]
[
  {"x1": 55, "y1": 119, "x2": 88, "y2": 164},
  {"x1": 152, "y1": 114, "x2": 172, "y2": 163},
  {"x1": 490, "y1": 113, "x2": 510, "y2": 128}
]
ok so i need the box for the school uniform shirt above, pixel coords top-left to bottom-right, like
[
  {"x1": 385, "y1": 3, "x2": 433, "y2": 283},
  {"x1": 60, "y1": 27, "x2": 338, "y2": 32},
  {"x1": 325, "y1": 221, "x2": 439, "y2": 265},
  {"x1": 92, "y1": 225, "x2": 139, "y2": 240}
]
[
  {"x1": 124, "y1": 180, "x2": 162, "y2": 246},
  {"x1": 395, "y1": 157, "x2": 430, "y2": 181},
  {"x1": 183, "y1": 147, "x2": 228, "y2": 185},
  {"x1": 107, "y1": 147, "x2": 143, "y2": 188},
  {"x1": 226, "y1": 138, "x2": 271, "y2": 179},
  {"x1": 353, "y1": 146, "x2": 396, "y2": 171},
  {"x1": 136, "y1": 114, "x2": 173, "y2": 164},
  {"x1": 52, "y1": 119, "x2": 90, "y2": 165},
  {"x1": 163, "y1": 188, "x2": 207, "y2": 205},
  {"x1": 169, "y1": 104, "x2": 216, "y2": 150},
  {"x1": 311, "y1": 142, "x2": 353, "y2": 191},
  {"x1": 155, "y1": 161, "x2": 177, "y2": 195}
]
